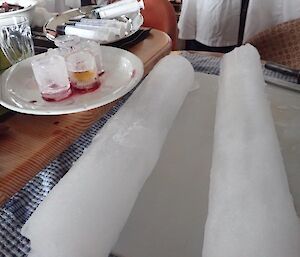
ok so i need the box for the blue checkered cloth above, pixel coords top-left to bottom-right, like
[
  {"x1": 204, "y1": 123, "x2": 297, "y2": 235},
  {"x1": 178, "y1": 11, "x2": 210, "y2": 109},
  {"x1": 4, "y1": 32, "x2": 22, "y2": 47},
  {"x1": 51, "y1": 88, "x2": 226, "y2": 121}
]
[
  {"x1": 181, "y1": 52, "x2": 299, "y2": 84},
  {"x1": 0, "y1": 52, "x2": 298, "y2": 257}
]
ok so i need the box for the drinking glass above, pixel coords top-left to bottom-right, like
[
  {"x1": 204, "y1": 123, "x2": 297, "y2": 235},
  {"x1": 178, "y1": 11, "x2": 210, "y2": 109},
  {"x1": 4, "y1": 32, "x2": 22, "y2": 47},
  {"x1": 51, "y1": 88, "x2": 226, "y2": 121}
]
[
  {"x1": 66, "y1": 50, "x2": 100, "y2": 92},
  {"x1": 53, "y1": 35, "x2": 104, "y2": 73},
  {"x1": 0, "y1": 16, "x2": 34, "y2": 66},
  {"x1": 31, "y1": 54, "x2": 72, "y2": 101}
]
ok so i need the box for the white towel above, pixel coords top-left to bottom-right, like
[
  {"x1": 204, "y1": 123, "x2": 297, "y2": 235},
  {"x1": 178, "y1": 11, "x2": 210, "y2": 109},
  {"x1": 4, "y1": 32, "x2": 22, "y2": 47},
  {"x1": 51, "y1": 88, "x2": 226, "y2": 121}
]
[
  {"x1": 202, "y1": 44, "x2": 300, "y2": 257},
  {"x1": 21, "y1": 55, "x2": 194, "y2": 257}
]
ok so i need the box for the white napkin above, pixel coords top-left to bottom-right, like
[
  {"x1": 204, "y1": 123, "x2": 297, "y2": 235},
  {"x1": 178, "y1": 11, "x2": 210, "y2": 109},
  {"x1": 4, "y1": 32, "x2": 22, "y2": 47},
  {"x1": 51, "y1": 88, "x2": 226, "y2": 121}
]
[
  {"x1": 21, "y1": 55, "x2": 194, "y2": 257},
  {"x1": 202, "y1": 44, "x2": 300, "y2": 257}
]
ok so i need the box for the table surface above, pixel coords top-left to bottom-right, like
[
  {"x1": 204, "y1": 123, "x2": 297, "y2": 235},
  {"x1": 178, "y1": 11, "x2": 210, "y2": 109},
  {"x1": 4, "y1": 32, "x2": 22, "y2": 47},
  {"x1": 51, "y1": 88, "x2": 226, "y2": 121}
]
[{"x1": 0, "y1": 29, "x2": 172, "y2": 206}]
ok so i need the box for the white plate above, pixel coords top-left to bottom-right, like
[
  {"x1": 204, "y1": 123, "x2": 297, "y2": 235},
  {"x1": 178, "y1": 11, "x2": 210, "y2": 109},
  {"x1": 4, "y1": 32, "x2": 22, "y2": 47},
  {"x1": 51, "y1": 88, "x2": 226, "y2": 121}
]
[
  {"x1": 44, "y1": 6, "x2": 144, "y2": 44},
  {"x1": 0, "y1": 46, "x2": 144, "y2": 115}
]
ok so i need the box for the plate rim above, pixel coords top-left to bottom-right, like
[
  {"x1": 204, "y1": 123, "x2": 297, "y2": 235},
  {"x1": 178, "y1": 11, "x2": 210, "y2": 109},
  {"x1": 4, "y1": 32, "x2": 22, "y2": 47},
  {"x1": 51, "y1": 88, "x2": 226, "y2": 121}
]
[{"x1": 0, "y1": 46, "x2": 144, "y2": 115}]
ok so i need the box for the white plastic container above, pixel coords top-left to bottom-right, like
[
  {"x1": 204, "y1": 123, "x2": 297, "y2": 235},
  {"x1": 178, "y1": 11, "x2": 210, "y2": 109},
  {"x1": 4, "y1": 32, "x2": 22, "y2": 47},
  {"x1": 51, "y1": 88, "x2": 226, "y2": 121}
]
[
  {"x1": 0, "y1": 0, "x2": 37, "y2": 24},
  {"x1": 57, "y1": 25, "x2": 115, "y2": 42},
  {"x1": 94, "y1": 0, "x2": 144, "y2": 19},
  {"x1": 74, "y1": 22, "x2": 126, "y2": 37}
]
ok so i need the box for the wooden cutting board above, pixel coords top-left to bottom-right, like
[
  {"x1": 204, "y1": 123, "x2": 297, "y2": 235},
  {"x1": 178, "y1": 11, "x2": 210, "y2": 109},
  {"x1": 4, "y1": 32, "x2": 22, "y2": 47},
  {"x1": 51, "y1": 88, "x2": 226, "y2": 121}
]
[{"x1": 0, "y1": 29, "x2": 172, "y2": 206}]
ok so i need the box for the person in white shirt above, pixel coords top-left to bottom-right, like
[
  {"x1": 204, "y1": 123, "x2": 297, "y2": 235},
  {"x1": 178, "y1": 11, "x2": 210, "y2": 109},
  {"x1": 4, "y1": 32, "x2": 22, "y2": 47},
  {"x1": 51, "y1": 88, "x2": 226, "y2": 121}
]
[
  {"x1": 244, "y1": 0, "x2": 300, "y2": 41},
  {"x1": 178, "y1": 0, "x2": 300, "y2": 51}
]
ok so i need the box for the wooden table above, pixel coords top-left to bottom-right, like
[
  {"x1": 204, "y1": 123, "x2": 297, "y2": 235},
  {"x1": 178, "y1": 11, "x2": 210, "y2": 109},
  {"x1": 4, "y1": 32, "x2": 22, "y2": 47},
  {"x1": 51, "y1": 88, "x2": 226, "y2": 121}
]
[{"x1": 0, "y1": 29, "x2": 172, "y2": 206}]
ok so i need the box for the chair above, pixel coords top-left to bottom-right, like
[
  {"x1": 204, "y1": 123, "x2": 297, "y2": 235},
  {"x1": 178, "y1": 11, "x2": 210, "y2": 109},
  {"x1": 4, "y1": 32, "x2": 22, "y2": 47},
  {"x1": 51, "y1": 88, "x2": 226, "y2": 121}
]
[
  {"x1": 141, "y1": 0, "x2": 178, "y2": 50},
  {"x1": 245, "y1": 18, "x2": 300, "y2": 69}
]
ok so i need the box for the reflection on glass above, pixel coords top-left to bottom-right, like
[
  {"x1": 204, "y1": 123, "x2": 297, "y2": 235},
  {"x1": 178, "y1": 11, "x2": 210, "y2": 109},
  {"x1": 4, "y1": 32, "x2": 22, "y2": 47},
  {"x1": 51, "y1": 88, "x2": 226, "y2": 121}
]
[{"x1": 0, "y1": 16, "x2": 34, "y2": 67}]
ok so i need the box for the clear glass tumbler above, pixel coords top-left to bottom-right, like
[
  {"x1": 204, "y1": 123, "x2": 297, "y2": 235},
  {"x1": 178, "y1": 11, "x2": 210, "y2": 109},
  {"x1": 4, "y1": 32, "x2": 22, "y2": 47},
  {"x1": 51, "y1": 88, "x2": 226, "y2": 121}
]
[
  {"x1": 78, "y1": 40, "x2": 104, "y2": 74},
  {"x1": 66, "y1": 50, "x2": 100, "y2": 92},
  {"x1": 31, "y1": 55, "x2": 72, "y2": 102},
  {"x1": 53, "y1": 35, "x2": 104, "y2": 74},
  {"x1": 53, "y1": 34, "x2": 81, "y2": 56},
  {"x1": 0, "y1": 16, "x2": 34, "y2": 66}
]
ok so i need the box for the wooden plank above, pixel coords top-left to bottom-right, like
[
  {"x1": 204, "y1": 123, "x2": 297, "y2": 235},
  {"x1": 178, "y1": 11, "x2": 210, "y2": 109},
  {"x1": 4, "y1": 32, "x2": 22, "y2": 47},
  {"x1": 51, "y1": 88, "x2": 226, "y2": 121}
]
[{"x1": 0, "y1": 29, "x2": 171, "y2": 206}]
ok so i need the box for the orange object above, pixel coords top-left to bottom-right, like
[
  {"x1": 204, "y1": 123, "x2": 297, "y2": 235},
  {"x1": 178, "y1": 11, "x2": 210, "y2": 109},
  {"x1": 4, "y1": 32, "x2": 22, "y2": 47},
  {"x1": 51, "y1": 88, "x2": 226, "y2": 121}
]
[{"x1": 141, "y1": 0, "x2": 178, "y2": 50}]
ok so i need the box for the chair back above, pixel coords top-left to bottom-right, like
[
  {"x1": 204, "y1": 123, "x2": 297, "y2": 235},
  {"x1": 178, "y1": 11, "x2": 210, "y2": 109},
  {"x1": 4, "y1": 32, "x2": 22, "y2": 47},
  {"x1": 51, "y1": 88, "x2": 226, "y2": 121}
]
[
  {"x1": 141, "y1": 0, "x2": 178, "y2": 50},
  {"x1": 245, "y1": 18, "x2": 300, "y2": 69}
]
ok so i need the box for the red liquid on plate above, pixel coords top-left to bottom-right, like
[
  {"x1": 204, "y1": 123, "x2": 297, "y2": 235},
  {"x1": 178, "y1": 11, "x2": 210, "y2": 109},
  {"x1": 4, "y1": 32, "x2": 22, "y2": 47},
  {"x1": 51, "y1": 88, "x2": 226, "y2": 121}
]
[
  {"x1": 40, "y1": 71, "x2": 104, "y2": 102},
  {"x1": 70, "y1": 81, "x2": 101, "y2": 93},
  {"x1": 41, "y1": 84, "x2": 72, "y2": 102}
]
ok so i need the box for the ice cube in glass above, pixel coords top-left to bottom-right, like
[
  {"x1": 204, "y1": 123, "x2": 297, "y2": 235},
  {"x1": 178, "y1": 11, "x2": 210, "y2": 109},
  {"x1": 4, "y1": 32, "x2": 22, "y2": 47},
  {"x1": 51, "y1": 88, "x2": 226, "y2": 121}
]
[
  {"x1": 79, "y1": 40, "x2": 104, "y2": 74},
  {"x1": 66, "y1": 50, "x2": 100, "y2": 92},
  {"x1": 31, "y1": 54, "x2": 71, "y2": 101}
]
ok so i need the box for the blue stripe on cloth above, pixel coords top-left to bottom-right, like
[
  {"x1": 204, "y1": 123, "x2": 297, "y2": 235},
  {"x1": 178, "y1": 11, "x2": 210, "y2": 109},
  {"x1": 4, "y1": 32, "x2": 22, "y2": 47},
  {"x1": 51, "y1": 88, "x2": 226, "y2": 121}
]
[
  {"x1": 181, "y1": 51, "x2": 299, "y2": 84},
  {"x1": 0, "y1": 52, "x2": 298, "y2": 256}
]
